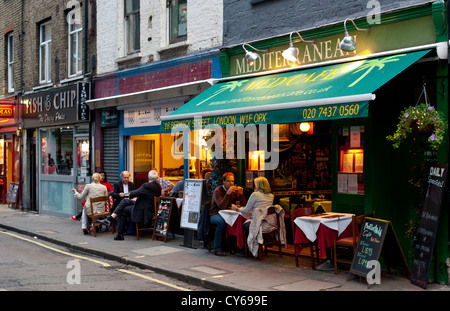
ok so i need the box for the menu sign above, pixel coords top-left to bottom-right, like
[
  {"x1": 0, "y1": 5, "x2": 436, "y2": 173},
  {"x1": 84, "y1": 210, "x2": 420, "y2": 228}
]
[
  {"x1": 350, "y1": 218, "x2": 409, "y2": 281},
  {"x1": 180, "y1": 179, "x2": 206, "y2": 230},
  {"x1": 411, "y1": 163, "x2": 448, "y2": 289},
  {"x1": 153, "y1": 197, "x2": 175, "y2": 242}
]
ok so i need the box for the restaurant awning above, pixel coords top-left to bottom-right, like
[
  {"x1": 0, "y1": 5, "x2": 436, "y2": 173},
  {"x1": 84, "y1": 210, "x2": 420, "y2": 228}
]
[
  {"x1": 160, "y1": 49, "x2": 430, "y2": 132},
  {"x1": 85, "y1": 79, "x2": 217, "y2": 110}
]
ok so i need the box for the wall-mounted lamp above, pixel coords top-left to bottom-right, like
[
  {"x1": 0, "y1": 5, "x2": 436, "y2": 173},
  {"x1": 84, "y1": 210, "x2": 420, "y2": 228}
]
[
  {"x1": 339, "y1": 18, "x2": 369, "y2": 52},
  {"x1": 242, "y1": 44, "x2": 266, "y2": 66},
  {"x1": 282, "y1": 31, "x2": 315, "y2": 62}
]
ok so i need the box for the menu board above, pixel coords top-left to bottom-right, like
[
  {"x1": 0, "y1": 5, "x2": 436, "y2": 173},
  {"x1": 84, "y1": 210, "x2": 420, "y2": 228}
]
[
  {"x1": 180, "y1": 179, "x2": 207, "y2": 230},
  {"x1": 6, "y1": 182, "x2": 18, "y2": 203},
  {"x1": 411, "y1": 163, "x2": 448, "y2": 289},
  {"x1": 153, "y1": 197, "x2": 175, "y2": 242},
  {"x1": 350, "y1": 218, "x2": 409, "y2": 280}
]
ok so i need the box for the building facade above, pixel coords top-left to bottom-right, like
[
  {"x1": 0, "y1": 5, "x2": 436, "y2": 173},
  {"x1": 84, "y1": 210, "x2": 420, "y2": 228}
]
[
  {"x1": 20, "y1": 0, "x2": 97, "y2": 216},
  {"x1": 161, "y1": 0, "x2": 450, "y2": 284},
  {"x1": 0, "y1": 0, "x2": 24, "y2": 207},
  {"x1": 88, "y1": 0, "x2": 223, "y2": 188}
]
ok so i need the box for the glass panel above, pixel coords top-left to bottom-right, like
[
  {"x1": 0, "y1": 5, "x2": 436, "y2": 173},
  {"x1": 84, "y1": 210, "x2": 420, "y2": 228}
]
[
  {"x1": 126, "y1": 13, "x2": 140, "y2": 52},
  {"x1": 169, "y1": 0, "x2": 187, "y2": 41},
  {"x1": 40, "y1": 180, "x2": 74, "y2": 214},
  {"x1": 40, "y1": 45, "x2": 46, "y2": 81},
  {"x1": 77, "y1": 139, "x2": 90, "y2": 177},
  {"x1": 125, "y1": 0, "x2": 139, "y2": 13},
  {"x1": 41, "y1": 128, "x2": 74, "y2": 176}
]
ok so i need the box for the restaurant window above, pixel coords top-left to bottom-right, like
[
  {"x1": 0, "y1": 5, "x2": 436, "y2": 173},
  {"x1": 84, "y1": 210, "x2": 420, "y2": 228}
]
[
  {"x1": 39, "y1": 21, "x2": 52, "y2": 84},
  {"x1": 167, "y1": 0, "x2": 187, "y2": 43},
  {"x1": 68, "y1": 11, "x2": 82, "y2": 77},
  {"x1": 41, "y1": 127, "x2": 74, "y2": 176},
  {"x1": 124, "y1": 0, "x2": 140, "y2": 54},
  {"x1": 337, "y1": 125, "x2": 365, "y2": 194},
  {"x1": 7, "y1": 32, "x2": 14, "y2": 93}
]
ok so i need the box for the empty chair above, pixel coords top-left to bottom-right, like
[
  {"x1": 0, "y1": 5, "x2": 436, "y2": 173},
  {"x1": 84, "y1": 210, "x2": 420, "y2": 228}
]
[{"x1": 333, "y1": 211, "x2": 376, "y2": 274}]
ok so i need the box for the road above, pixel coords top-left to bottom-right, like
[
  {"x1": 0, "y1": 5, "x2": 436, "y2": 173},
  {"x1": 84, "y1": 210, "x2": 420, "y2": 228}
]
[{"x1": 0, "y1": 229, "x2": 209, "y2": 291}]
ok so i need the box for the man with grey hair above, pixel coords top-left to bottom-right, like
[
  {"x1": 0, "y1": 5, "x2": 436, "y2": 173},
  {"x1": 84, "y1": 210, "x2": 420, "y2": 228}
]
[{"x1": 101, "y1": 170, "x2": 161, "y2": 240}]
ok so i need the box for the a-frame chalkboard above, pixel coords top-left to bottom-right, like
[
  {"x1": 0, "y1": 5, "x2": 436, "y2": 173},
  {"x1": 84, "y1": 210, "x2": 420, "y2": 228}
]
[
  {"x1": 350, "y1": 218, "x2": 410, "y2": 281},
  {"x1": 411, "y1": 163, "x2": 448, "y2": 289},
  {"x1": 153, "y1": 196, "x2": 176, "y2": 242}
]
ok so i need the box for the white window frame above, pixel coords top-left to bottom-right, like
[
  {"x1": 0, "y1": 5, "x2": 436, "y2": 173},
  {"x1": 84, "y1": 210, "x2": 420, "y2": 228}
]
[
  {"x1": 7, "y1": 32, "x2": 14, "y2": 93},
  {"x1": 68, "y1": 12, "x2": 83, "y2": 77},
  {"x1": 39, "y1": 22, "x2": 52, "y2": 84},
  {"x1": 124, "y1": 0, "x2": 140, "y2": 54}
]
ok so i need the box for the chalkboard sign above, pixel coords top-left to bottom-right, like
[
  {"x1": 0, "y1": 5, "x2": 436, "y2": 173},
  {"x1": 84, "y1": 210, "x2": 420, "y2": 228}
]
[
  {"x1": 180, "y1": 179, "x2": 207, "y2": 230},
  {"x1": 411, "y1": 163, "x2": 448, "y2": 289},
  {"x1": 153, "y1": 197, "x2": 175, "y2": 242},
  {"x1": 6, "y1": 182, "x2": 18, "y2": 203},
  {"x1": 350, "y1": 218, "x2": 409, "y2": 280}
]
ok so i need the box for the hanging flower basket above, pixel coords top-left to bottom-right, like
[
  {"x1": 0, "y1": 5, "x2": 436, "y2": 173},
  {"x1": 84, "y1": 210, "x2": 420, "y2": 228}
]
[{"x1": 386, "y1": 103, "x2": 447, "y2": 151}]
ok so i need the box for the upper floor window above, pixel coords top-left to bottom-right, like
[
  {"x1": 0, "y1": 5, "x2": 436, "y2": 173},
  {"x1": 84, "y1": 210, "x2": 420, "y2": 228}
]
[
  {"x1": 39, "y1": 22, "x2": 52, "y2": 84},
  {"x1": 68, "y1": 12, "x2": 83, "y2": 77},
  {"x1": 167, "y1": 0, "x2": 187, "y2": 44},
  {"x1": 7, "y1": 32, "x2": 14, "y2": 93},
  {"x1": 124, "y1": 0, "x2": 140, "y2": 54}
]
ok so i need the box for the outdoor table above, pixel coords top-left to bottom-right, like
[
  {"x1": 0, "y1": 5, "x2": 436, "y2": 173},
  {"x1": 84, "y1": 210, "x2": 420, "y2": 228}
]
[
  {"x1": 218, "y1": 210, "x2": 249, "y2": 249},
  {"x1": 294, "y1": 212, "x2": 354, "y2": 270}
]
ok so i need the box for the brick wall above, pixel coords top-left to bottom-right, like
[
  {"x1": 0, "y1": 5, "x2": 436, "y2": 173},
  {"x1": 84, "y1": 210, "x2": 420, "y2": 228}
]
[
  {"x1": 223, "y1": 0, "x2": 432, "y2": 47},
  {"x1": 0, "y1": 0, "x2": 23, "y2": 95},
  {"x1": 21, "y1": 0, "x2": 96, "y2": 92}
]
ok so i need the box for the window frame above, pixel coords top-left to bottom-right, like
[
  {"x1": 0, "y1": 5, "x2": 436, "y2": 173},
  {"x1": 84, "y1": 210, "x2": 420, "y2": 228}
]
[
  {"x1": 39, "y1": 21, "x2": 52, "y2": 84},
  {"x1": 167, "y1": 0, "x2": 187, "y2": 44},
  {"x1": 68, "y1": 12, "x2": 83, "y2": 78},
  {"x1": 7, "y1": 32, "x2": 14, "y2": 93},
  {"x1": 124, "y1": 0, "x2": 140, "y2": 54}
]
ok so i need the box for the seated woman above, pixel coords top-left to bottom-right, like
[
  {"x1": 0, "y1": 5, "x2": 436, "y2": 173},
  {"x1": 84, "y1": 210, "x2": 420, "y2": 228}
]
[{"x1": 232, "y1": 176, "x2": 274, "y2": 231}]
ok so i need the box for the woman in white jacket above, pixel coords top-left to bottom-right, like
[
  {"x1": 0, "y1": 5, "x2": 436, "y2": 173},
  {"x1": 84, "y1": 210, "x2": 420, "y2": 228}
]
[{"x1": 72, "y1": 173, "x2": 108, "y2": 234}]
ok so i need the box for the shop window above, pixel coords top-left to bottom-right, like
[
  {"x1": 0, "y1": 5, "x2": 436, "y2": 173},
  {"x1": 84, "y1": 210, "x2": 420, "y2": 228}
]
[
  {"x1": 271, "y1": 122, "x2": 332, "y2": 192},
  {"x1": 0, "y1": 139, "x2": 4, "y2": 182},
  {"x1": 77, "y1": 139, "x2": 90, "y2": 177},
  {"x1": 167, "y1": 0, "x2": 187, "y2": 43},
  {"x1": 41, "y1": 128, "x2": 74, "y2": 175},
  {"x1": 39, "y1": 21, "x2": 52, "y2": 84},
  {"x1": 124, "y1": 0, "x2": 140, "y2": 54},
  {"x1": 337, "y1": 126, "x2": 364, "y2": 194}
]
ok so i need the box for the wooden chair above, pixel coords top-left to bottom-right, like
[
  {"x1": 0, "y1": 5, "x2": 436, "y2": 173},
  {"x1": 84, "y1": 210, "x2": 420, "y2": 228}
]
[
  {"x1": 88, "y1": 195, "x2": 115, "y2": 237},
  {"x1": 291, "y1": 207, "x2": 320, "y2": 269},
  {"x1": 135, "y1": 196, "x2": 158, "y2": 240},
  {"x1": 256, "y1": 206, "x2": 283, "y2": 261},
  {"x1": 333, "y1": 211, "x2": 376, "y2": 274}
]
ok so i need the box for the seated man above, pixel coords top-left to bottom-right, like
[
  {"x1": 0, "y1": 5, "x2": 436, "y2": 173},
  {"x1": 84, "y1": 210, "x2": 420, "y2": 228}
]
[
  {"x1": 102, "y1": 170, "x2": 161, "y2": 240},
  {"x1": 110, "y1": 170, "x2": 135, "y2": 213},
  {"x1": 209, "y1": 172, "x2": 246, "y2": 256}
]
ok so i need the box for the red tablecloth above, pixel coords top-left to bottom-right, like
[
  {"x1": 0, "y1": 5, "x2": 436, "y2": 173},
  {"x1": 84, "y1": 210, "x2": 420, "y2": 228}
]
[
  {"x1": 294, "y1": 222, "x2": 354, "y2": 258},
  {"x1": 225, "y1": 214, "x2": 247, "y2": 249}
]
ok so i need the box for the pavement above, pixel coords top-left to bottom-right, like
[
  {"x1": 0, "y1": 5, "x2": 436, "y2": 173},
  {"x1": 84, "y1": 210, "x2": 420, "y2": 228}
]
[{"x1": 0, "y1": 204, "x2": 449, "y2": 292}]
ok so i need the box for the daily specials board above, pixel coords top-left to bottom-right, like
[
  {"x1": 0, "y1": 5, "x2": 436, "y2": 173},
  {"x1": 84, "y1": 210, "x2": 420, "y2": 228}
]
[
  {"x1": 180, "y1": 179, "x2": 207, "y2": 230},
  {"x1": 350, "y1": 217, "x2": 409, "y2": 280},
  {"x1": 411, "y1": 163, "x2": 448, "y2": 289},
  {"x1": 153, "y1": 197, "x2": 175, "y2": 242}
]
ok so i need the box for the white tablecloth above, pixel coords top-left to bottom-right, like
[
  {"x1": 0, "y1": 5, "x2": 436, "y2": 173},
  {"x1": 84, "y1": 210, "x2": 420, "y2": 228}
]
[
  {"x1": 218, "y1": 210, "x2": 242, "y2": 227},
  {"x1": 293, "y1": 212, "x2": 353, "y2": 242}
]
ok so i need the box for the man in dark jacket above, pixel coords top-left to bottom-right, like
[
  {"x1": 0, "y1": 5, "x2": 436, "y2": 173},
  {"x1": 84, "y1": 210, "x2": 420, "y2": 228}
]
[
  {"x1": 101, "y1": 170, "x2": 161, "y2": 240},
  {"x1": 111, "y1": 171, "x2": 135, "y2": 212}
]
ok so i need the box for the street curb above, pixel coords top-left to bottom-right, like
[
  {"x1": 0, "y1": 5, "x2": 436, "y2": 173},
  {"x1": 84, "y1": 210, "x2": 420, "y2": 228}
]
[{"x1": 0, "y1": 223, "x2": 241, "y2": 291}]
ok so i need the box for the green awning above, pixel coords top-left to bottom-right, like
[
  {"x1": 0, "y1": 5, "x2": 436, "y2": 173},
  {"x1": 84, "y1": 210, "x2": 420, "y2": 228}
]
[{"x1": 160, "y1": 50, "x2": 430, "y2": 132}]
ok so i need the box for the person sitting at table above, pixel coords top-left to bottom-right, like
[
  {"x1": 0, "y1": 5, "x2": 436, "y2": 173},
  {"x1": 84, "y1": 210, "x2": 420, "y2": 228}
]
[
  {"x1": 232, "y1": 177, "x2": 274, "y2": 231},
  {"x1": 230, "y1": 177, "x2": 273, "y2": 256},
  {"x1": 209, "y1": 172, "x2": 246, "y2": 256}
]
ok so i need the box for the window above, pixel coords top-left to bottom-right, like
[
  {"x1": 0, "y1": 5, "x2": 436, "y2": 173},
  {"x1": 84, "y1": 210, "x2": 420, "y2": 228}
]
[
  {"x1": 7, "y1": 33, "x2": 14, "y2": 92},
  {"x1": 39, "y1": 22, "x2": 52, "y2": 84},
  {"x1": 124, "y1": 0, "x2": 140, "y2": 54},
  {"x1": 167, "y1": 0, "x2": 187, "y2": 43},
  {"x1": 68, "y1": 12, "x2": 82, "y2": 77}
]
